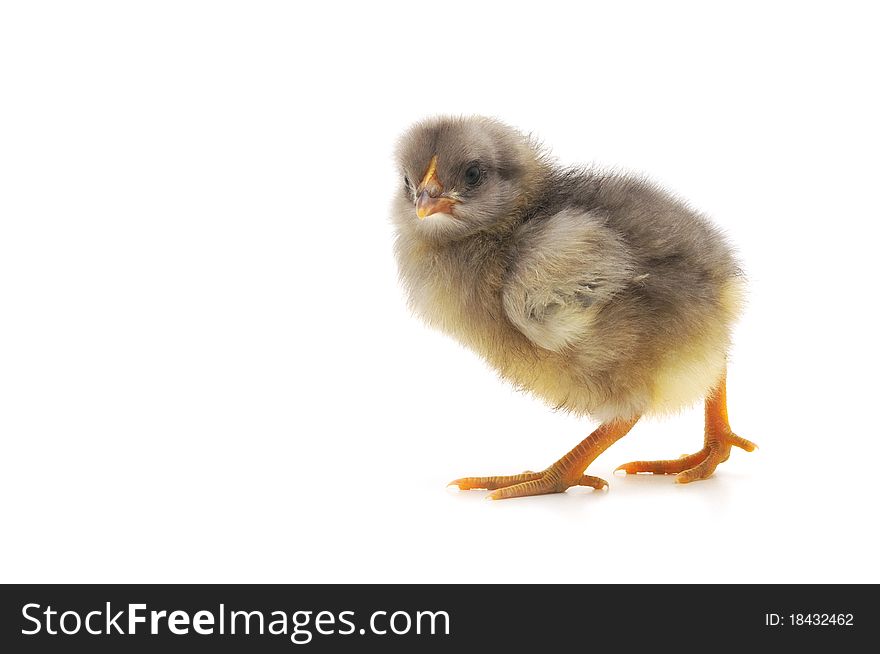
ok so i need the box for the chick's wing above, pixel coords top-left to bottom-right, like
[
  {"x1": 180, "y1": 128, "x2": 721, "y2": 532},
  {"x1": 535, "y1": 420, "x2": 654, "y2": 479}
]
[{"x1": 502, "y1": 209, "x2": 635, "y2": 352}]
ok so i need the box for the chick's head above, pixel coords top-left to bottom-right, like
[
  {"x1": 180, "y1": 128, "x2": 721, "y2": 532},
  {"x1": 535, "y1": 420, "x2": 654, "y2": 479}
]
[{"x1": 394, "y1": 116, "x2": 545, "y2": 241}]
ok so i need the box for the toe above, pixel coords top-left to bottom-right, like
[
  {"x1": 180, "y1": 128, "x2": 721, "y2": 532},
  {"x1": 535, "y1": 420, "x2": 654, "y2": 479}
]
[
  {"x1": 487, "y1": 477, "x2": 558, "y2": 500},
  {"x1": 575, "y1": 474, "x2": 608, "y2": 490},
  {"x1": 675, "y1": 459, "x2": 719, "y2": 483},
  {"x1": 616, "y1": 451, "x2": 708, "y2": 475},
  {"x1": 451, "y1": 472, "x2": 542, "y2": 491},
  {"x1": 729, "y1": 433, "x2": 758, "y2": 452}
]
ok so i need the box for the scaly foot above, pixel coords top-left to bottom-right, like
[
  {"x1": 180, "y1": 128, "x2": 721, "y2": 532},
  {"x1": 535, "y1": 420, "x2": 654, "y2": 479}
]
[
  {"x1": 617, "y1": 370, "x2": 756, "y2": 483},
  {"x1": 451, "y1": 469, "x2": 608, "y2": 500},
  {"x1": 615, "y1": 431, "x2": 756, "y2": 483},
  {"x1": 449, "y1": 417, "x2": 639, "y2": 500}
]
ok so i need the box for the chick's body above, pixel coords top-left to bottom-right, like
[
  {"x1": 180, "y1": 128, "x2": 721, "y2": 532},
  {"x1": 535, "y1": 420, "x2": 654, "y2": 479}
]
[{"x1": 393, "y1": 116, "x2": 755, "y2": 498}]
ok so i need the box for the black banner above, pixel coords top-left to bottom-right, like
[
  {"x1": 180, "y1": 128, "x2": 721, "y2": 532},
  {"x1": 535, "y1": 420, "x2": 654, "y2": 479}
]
[{"x1": 0, "y1": 584, "x2": 872, "y2": 652}]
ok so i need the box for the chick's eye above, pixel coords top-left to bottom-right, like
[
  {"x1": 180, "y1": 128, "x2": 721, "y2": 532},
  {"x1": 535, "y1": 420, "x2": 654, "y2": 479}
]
[
  {"x1": 403, "y1": 175, "x2": 411, "y2": 189},
  {"x1": 464, "y1": 164, "x2": 482, "y2": 186}
]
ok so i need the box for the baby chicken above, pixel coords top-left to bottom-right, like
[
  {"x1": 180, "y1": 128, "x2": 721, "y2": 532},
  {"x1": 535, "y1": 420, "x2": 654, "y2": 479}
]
[{"x1": 392, "y1": 116, "x2": 755, "y2": 500}]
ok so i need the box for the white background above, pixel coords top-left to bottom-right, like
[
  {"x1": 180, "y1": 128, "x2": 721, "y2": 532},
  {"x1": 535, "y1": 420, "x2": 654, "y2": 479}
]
[{"x1": 2, "y1": 1, "x2": 878, "y2": 584}]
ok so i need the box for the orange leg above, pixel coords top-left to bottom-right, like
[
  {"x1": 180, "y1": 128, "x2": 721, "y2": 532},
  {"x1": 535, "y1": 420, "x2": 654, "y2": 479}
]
[
  {"x1": 615, "y1": 371, "x2": 756, "y2": 483},
  {"x1": 451, "y1": 416, "x2": 639, "y2": 500}
]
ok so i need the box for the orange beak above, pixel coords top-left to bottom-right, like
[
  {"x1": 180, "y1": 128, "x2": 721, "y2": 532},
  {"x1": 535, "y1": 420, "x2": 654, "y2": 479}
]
[{"x1": 415, "y1": 156, "x2": 457, "y2": 219}]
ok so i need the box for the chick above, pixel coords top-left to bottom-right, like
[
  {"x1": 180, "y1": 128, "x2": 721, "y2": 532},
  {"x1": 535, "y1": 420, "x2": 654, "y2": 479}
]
[{"x1": 392, "y1": 116, "x2": 756, "y2": 500}]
